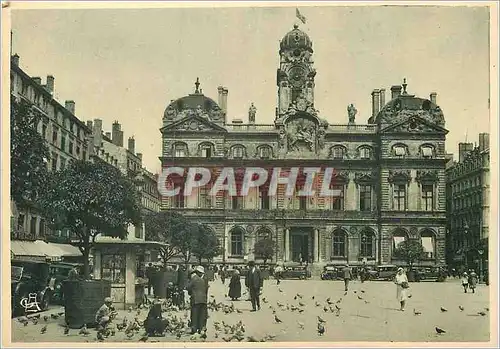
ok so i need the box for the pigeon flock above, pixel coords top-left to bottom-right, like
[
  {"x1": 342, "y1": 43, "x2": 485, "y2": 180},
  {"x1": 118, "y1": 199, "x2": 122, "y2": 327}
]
[{"x1": 13, "y1": 282, "x2": 490, "y2": 342}]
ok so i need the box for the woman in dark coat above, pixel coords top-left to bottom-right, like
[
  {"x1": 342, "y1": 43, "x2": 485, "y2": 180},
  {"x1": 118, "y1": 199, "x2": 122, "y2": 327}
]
[{"x1": 228, "y1": 269, "x2": 242, "y2": 301}]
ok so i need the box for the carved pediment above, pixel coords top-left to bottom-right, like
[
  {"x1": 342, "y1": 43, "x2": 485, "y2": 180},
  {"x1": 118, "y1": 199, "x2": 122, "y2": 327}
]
[
  {"x1": 415, "y1": 170, "x2": 439, "y2": 183},
  {"x1": 161, "y1": 115, "x2": 227, "y2": 133},
  {"x1": 387, "y1": 170, "x2": 411, "y2": 183},
  {"x1": 331, "y1": 171, "x2": 350, "y2": 183},
  {"x1": 354, "y1": 171, "x2": 376, "y2": 183},
  {"x1": 381, "y1": 116, "x2": 448, "y2": 134}
]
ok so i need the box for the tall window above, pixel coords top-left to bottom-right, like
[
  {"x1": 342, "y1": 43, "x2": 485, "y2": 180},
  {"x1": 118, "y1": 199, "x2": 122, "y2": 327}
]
[
  {"x1": 332, "y1": 146, "x2": 345, "y2": 160},
  {"x1": 42, "y1": 124, "x2": 47, "y2": 140},
  {"x1": 200, "y1": 144, "x2": 212, "y2": 158},
  {"x1": 172, "y1": 191, "x2": 185, "y2": 208},
  {"x1": 359, "y1": 185, "x2": 372, "y2": 211},
  {"x1": 30, "y1": 217, "x2": 37, "y2": 235},
  {"x1": 60, "y1": 157, "x2": 67, "y2": 170},
  {"x1": 259, "y1": 146, "x2": 271, "y2": 159},
  {"x1": 52, "y1": 127, "x2": 58, "y2": 144},
  {"x1": 421, "y1": 184, "x2": 434, "y2": 211},
  {"x1": 393, "y1": 145, "x2": 407, "y2": 157},
  {"x1": 420, "y1": 231, "x2": 435, "y2": 259},
  {"x1": 332, "y1": 230, "x2": 346, "y2": 257},
  {"x1": 260, "y1": 188, "x2": 270, "y2": 210},
  {"x1": 69, "y1": 141, "x2": 74, "y2": 155},
  {"x1": 421, "y1": 146, "x2": 434, "y2": 158},
  {"x1": 39, "y1": 219, "x2": 46, "y2": 238},
  {"x1": 392, "y1": 231, "x2": 407, "y2": 253},
  {"x1": 232, "y1": 146, "x2": 244, "y2": 159},
  {"x1": 230, "y1": 230, "x2": 244, "y2": 256},
  {"x1": 198, "y1": 186, "x2": 212, "y2": 208},
  {"x1": 51, "y1": 152, "x2": 58, "y2": 172},
  {"x1": 61, "y1": 135, "x2": 66, "y2": 152},
  {"x1": 17, "y1": 214, "x2": 25, "y2": 231},
  {"x1": 393, "y1": 184, "x2": 406, "y2": 210},
  {"x1": 360, "y1": 232, "x2": 374, "y2": 258},
  {"x1": 331, "y1": 185, "x2": 345, "y2": 210},
  {"x1": 232, "y1": 196, "x2": 244, "y2": 209},
  {"x1": 174, "y1": 143, "x2": 187, "y2": 157},
  {"x1": 359, "y1": 147, "x2": 371, "y2": 159}
]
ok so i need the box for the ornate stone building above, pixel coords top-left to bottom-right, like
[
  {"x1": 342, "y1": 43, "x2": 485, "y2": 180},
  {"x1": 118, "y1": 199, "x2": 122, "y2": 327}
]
[
  {"x1": 159, "y1": 24, "x2": 448, "y2": 268},
  {"x1": 446, "y1": 134, "x2": 490, "y2": 276}
]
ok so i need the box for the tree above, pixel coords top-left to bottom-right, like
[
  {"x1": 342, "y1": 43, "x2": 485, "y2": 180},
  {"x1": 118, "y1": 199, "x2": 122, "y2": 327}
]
[
  {"x1": 144, "y1": 211, "x2": 188, "y2": 267},
  {"x1": 39, "y1": 159, "x2": 142, "y2": 278},
  {"x1": 191, "y1": 224, "x2": 221, "y2": 264},
  {"x1": 393, "y1": 239, "x2": 425, "y2": 269},
  {"x1": 253, "y1": 237, "x2": 276, "y2": 264},
  {"x1": 10, "y1": 96, "x2": 49, "y2": 210}
]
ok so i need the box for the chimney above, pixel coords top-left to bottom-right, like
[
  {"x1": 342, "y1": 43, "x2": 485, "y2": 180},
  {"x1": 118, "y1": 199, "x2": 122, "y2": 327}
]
[
  {"x1": 33, "y1": 77, "x2": 42, "y2": 85},
  {"x1": 128, "y1": 137, "x2": 135, "y2": 154},
  {"x1": 46, "y1": 75, "x2": 54, "y2": 94},
  {"x1": 479, "y1": 133, "x2": 490, "y2": 151},
  {"x1": 379, "y1": 88, "x2": 386, "y2": 109},
  {"x1": 459, "y1": 142, "x2": 474, "y2": 163},
  {"x1": 11, "y1": 54, "x2": 19, "y2": 66},
  {"x1": 430, "y1": 92, "x2": 437, "y2": 104},
  {"x1": 93, "y1": 118, "x2": 103, "y2": 147},
  {"x1": 390, "y1": 85, "x2": 402, "y2": 99},
  {"x1": 217, "y1": 87, "x2": 228, "y2": 116},
  {"x1": 65, "y1": 100, "x2": 75, "y2": 115},
  {"x1": 112, "y1": 121, "x2": 124, "y2": 147},
  {"x1": 136, "y1": 153, "x2": 143, "y2": 163},
  {"x1": 86, "y1": 120, "x2": 93, "y2": 129},
  {"x1": 105, "y1": 132, "x2": 112, "y2": 139},
  {"x1": 371, "y1": 89, "x2": 380, "y2": 117}
]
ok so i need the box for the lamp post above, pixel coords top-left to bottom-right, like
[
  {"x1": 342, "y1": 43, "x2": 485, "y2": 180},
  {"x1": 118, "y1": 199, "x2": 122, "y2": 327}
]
[
  {"x1": 477, "y1": 249, "x2": 484, "y2": 283},
  {"x1": 463, "y1": 224, "x2": 469, "y2": 271}
]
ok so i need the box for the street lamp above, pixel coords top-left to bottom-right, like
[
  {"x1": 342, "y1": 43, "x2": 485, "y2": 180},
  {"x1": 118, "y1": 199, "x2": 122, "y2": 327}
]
[
  {"x1": 477, "y1": 249, "x2": 484, "y2": 283},
  {"x1": 463, "y1": 224, "x2": 469, "y2": 270}
]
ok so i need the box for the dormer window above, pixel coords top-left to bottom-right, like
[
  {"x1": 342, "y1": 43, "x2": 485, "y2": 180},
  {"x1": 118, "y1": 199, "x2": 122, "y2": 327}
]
[
  {"x1": 232, "y1": 146, "x2": 245, "y2": 159},
  {"x1": 421, "y1": 145, "x2": 434, "y2": 158},
  {"x1": 359, "y1": 147, "x2": 371, "y2": 160},
  {"x1": 259, "y1": 146, "x2": 271, "y2": 159},
  {"x1": 332, "y1": 146, "x2": 346, "y2": 160},
  {"x1": 174, "y1": 143, "x2": 188, "y2": 157},
  {"x1": 199, "y1": 143, "x2": 214, "y2": 158}
]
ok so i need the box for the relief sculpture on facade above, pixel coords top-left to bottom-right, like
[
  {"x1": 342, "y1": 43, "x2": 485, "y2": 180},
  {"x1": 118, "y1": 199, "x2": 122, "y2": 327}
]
[{"x1": 286, "y1": 118, "x2": 316, "y2": 152}]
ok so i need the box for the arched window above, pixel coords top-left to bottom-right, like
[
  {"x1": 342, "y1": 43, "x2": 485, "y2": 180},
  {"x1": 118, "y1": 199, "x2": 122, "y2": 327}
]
[
  {"x1": 360, "y1": 231, "x2": 375, "y2": 258},
  {"x1": 199, "y1": 142, "x2": 215, "y2": 158},
  {"x1": 231, "y1": 145, "x2": 246, "y2": 159},
  {"x1": 256, "y1": 227, "x2": 272, "y2": 240},
  {"x1": 358, "y1": 146, "x2": 372, "y2": 160},
  {"x1": 173, "y1": 142, "x2": 188, "y2": 157},
  {"x1": 392, "y1": 143, "x2": 408, "y2": 157},
  {"x1": 420, "y1": 144, "x2": 435, "y2": 159},
  {"x1": 332, "y1": 230, "x2": 347, "y2": 257},
  {"x1": 257, "y1": 145, "x2": 272, "y2": 159},
  {"x1": 331, "y1": 146, "x2": 346, "y2": 160},
  {"x1": 391, "y1": 229, "x2": 408, "y2": 259},
  {"x1": 230, "y1": 227, "x2": 245, "y2": 256},
  {"x1": 420, "y1": 229, "x2": 436, "y2": 260}
]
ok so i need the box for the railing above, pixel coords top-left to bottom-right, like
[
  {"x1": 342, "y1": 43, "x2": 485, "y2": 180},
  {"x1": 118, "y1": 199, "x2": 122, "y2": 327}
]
[
  {"x1": 225, "y1": 124, "x2": 277, "y2": 132},
  {"x1": 328, "y1": 124, "x2": 377, "y2": 133}
]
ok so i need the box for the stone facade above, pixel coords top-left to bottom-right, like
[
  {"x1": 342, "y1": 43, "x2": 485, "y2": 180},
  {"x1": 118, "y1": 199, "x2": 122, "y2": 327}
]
[
  {"x1": 159, "y1": 25, "x2": 448, "y2": 267},
  {"x1": 446, "y1": 133, "x2": 490, "y2": 273}
]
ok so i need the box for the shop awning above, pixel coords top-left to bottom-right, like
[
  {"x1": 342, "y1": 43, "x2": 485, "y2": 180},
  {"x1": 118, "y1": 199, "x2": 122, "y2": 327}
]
[
  {"x1": 47, "y1": 242, "x2": 82, "y2": 257},
  {"x1": 11, "y1": 240, "x2": 61, "y2": 261}
]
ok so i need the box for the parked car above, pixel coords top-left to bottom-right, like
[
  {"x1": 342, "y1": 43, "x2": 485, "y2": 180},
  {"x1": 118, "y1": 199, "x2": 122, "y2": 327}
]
[
  {"x1": 374, "y1": 265, "x2": 399, "y2": 280},
  {"x1": 361, "y1": 266, "x2": 378, "y2": 281},
  {"x1": 321, "y1": 264, "x2": 342, "y2": 280},
  {"x1": 281, "y1": 263, "x2": 312, "y2": 280},
  {"x1": 11, "y1": 260, "x2": 52, "y2": 317},
  {"x1": 49, "y1": 262, "x2": 84, "y2": 304}
]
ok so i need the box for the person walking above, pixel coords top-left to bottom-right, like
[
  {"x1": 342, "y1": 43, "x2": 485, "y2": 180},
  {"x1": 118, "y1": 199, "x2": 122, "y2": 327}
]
[
  {"x1": 274, "y1": 263, "x2": 283, "y2": 285},
  {"x1": 245, "y1": 261, "x2": 263, "y2": 311},
  {"x1": 468, "y1": 270, "x2": 478, "y2": 293},
  {"x1": 342, "y1": 264, "x2": 353, "y2": 291},
  {"x1": 228, "y1": 269, "x2": 242, "y2": 301},
  {"x1": 145, "y1": 263, "x2": 155, "y2": 296},
  {"x1": 461, "y1": 272, "x2": 469, "y2": 293},
  {"x1": 220, "y1": 265, "x2": 226, "y2": 284},
  {"x1": 186, "y1": 266, "x2": 209, "y2": 335},
  {"x1": 394, "y1": 267, "x2": 409, "y2": 311}
]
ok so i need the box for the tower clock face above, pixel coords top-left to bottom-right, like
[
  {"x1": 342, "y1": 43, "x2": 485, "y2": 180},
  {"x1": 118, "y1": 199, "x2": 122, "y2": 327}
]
[{"x1": 289, "y1": 66, "x2": 306, "y2": 88}]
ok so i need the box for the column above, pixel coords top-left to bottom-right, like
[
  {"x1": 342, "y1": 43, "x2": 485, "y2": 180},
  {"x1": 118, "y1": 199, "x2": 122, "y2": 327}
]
[
  {"x1": 93, "y1": 250, "x2": 102, "y2": 279},
  {"x1": 314, "y1": 229, "x2": 319, "y2": 263},
  {"x1": 284, "y1": 229, "x2": 290, "y2": 261},
  {"x1": 224, "y1": 225, "x2": 229, "y2": 261},
  {"x1": 125, "y1": 250, "x2": 136, "y2": 306}
]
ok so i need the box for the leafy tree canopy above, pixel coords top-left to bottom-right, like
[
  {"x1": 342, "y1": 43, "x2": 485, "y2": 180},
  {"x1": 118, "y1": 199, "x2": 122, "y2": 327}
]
[
  {"x1": 253, "y1": 237, "x2": 275, "y2": 264},
  {"x1": 394, "y1": 239, "x2": 425, "y2": 268},
  {"x1": 10, "y1": 96, "x2": 49, "y2": 210},
  {"x1": 191, "y1": 224, "x2": 221, "y2": 264}
]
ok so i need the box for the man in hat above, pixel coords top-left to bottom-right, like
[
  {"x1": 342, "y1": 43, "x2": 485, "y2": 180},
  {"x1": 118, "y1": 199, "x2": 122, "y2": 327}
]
[
  {"x1": 186, "y1": 265, "x2": 209, "y2": 335},
  {"x1": 95, "y1": 297, "x2": 115, "y2": 329},
  {"x1": 342, "y1": 264, "x2": 353, "y2": 292},
  {"x1": 245, "y1": 261, "x2": 263, "y2": 311}
]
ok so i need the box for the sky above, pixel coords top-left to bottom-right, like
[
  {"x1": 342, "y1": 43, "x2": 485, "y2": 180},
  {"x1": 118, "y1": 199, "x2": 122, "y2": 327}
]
[{"x1": 11, "y1": 4, "x2": 491, "y2": 173}]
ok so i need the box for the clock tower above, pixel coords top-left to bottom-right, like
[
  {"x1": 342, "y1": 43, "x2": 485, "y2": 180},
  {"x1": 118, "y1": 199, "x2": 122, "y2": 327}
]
[{"x1": 277, "y1": 24, "x2": 316, "y2": 116}]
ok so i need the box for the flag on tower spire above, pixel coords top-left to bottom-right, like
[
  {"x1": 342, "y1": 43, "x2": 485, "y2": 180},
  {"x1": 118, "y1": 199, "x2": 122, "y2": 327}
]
[{"x1": 296, "y1": 8, "x2": 306, "y2": 24}]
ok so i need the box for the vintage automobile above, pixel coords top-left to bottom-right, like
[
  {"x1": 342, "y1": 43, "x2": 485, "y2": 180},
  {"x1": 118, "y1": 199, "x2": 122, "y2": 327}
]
[
  {"x1": 281, "y1": 263, "x2": 312, "y2": 280},
  {"x1": 49, "y1": 262, "x2": 84, "y2": 304},
  {"x1": 320, "y1": 264, "x2": 342, "y2": 280},
  {"x1": 373, "y1": 265, "x2": 399, "y2": 281},
  {"x1": 412, "y1": 266, "x2": 447, "y2": 282},
  {"x1": 11, "y1": 260, "x2": 53, "y2": 316}
]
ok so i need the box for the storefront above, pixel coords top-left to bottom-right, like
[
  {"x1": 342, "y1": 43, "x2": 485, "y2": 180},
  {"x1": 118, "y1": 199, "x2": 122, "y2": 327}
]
[{"x1": 92, "y1": 239, "x2": 166, "y2": 309}]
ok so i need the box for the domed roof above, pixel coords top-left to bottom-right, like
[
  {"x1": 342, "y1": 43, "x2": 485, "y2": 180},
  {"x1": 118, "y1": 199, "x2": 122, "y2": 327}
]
[
  {"x1": 375, "y1": 93, "x2": 445, "y2": 127},
  {"x1": 280, "y1": 24, "x2": 313, "y2": 54}
]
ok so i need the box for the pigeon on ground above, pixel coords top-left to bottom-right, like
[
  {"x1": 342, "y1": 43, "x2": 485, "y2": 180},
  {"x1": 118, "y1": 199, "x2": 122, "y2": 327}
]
[
  {"x1": 64, "y1": 325, "x2": 70, "y2": 335},
  {"x1": 478, "y1": 311, "x2": 487, "y2": 316},
  {"x1": 139, "y1": 334, "x2": 149, "y2": 342},
  {"x1": 459, "y1": 305, "x2": 464, "y2": 311},
  {"x1": 297, "y1": 321, "x2": 305, "y2": 329},
  {"x1": 274, "y1": 315, "x2": 282, "y2": 323},
  {"x1": 317, "y1": 323, "x2": 325, "y2": 335},
  {"x1": 40, "y1": 325, "x2": 47, "y2": 334},
  {"x1": 413, "y1": 309, "x2": 421, "y2": 315},
  {"x1": 43, "y1": 315, "x2": 49, "y2": 322},
  {"x1": 435, "y1": 327, "x2": 446, "y2": 334},
  {"x1": 317, "y1": 316, "x2": 326, "y2": 323},
  {"x1": 79, "y1": 324, "x2": 90, "y2": 336},
  {"x1": 440, "y1": 307, "x2": 448, "y2": 312}
]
